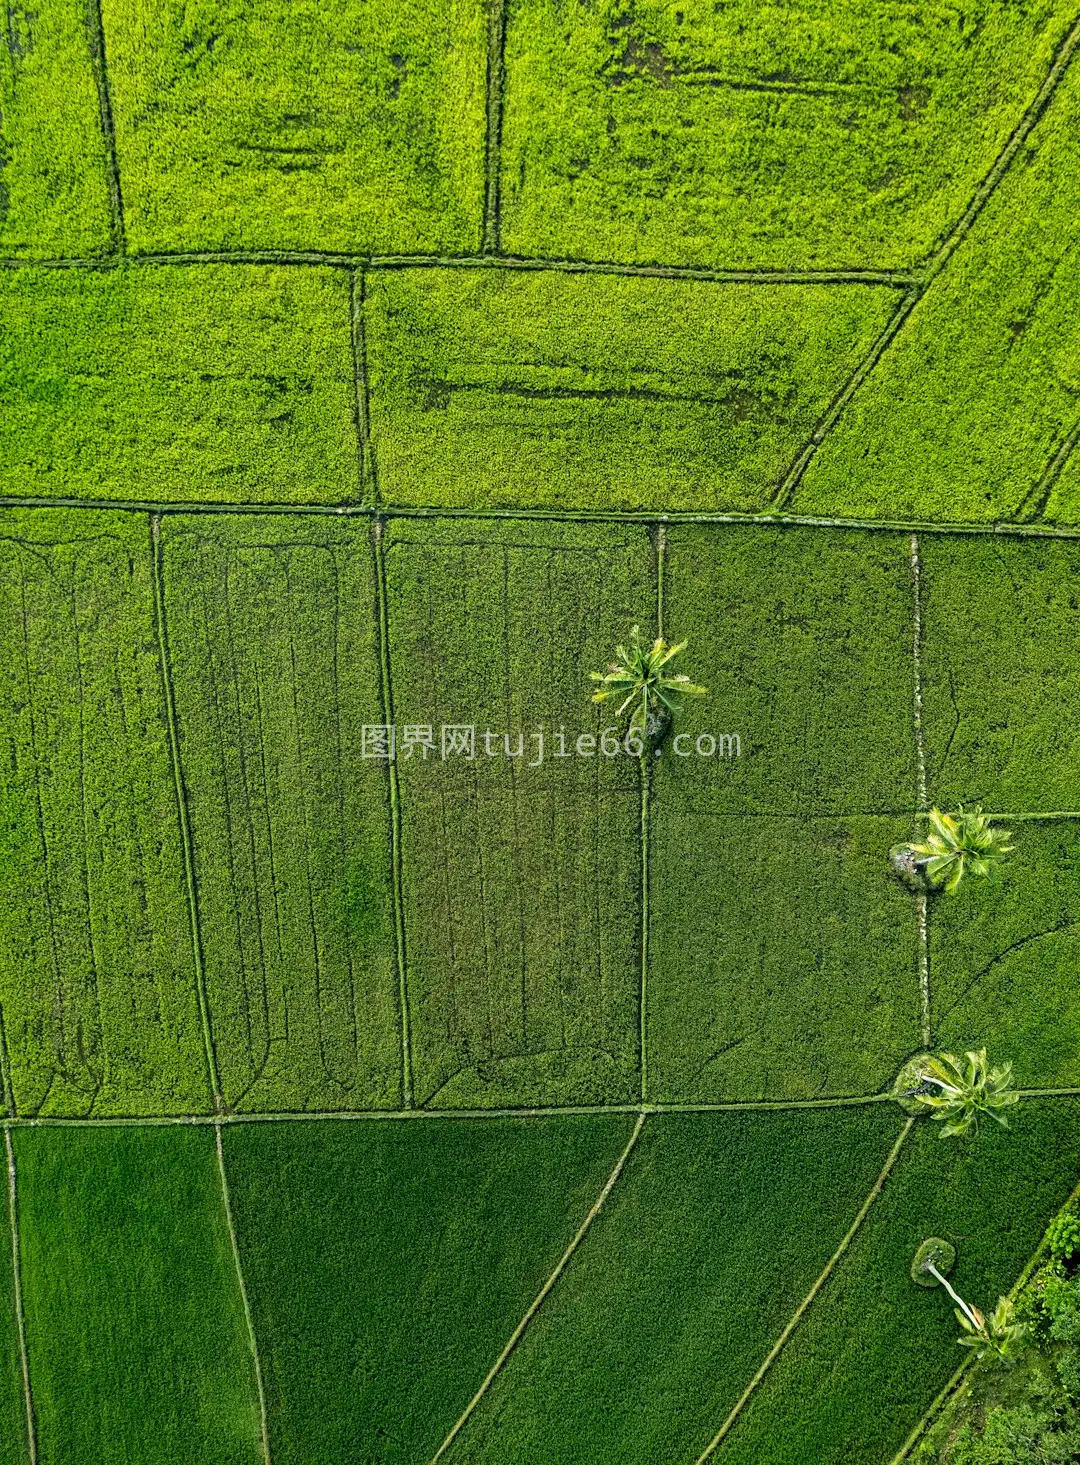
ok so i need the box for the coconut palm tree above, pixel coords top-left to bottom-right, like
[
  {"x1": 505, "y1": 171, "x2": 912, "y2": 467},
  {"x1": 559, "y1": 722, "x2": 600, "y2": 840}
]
[
  {"x1": 897, "y1": 807, "x2": 1012, "y2": 896},
  {"x1": 954, "y1": 1296, "x2": 1028, "y2": 1363},
  {"x1": 909, "y1": 1050, "x2": 1019, "y2": 1138},
  {"x1": 912, "y1": 1240, "x2": 1026, "y2": 1363},
  {"x1": 590, "y1": 625, "x2": 705, "y2": 738}
]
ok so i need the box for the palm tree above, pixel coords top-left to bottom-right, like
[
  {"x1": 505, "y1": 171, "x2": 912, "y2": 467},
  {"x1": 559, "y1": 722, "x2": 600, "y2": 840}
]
[
  {"x1": 894, "y1": 807, "x2": 1012, "y2": 896},
  {"x1": 908, "y1": 1050, "x2": 1019, "y2": 1138},
  {"x1": 590, "y1": 625, "x2": 705, "y2": 739},
  {"x1": 954, "y1": 1296, "x2": 1027, "y2": 1363},
  {"x1": 912, "y1": 1239, "x2": 1026, "y2": 1364}
]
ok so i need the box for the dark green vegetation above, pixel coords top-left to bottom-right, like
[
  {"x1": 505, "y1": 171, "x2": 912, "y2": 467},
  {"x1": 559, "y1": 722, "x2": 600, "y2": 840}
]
[
  {"x1": 649, "y1": 815, "x2": 920, "y2": 1101},
  {"x1": 498, "y1": 0, "x2": 1077, "y2": 273},
  {"x1": 441, "y1": 1108, "x2": 904, "y2": 1464},
  {"x1": 0, "y1": 0, "x2": 113, "y2": 257},
  {"x1": 163, "y1": 514, "x2": 400, "y2": 1112},
  {"x1": 0, "y1": 509, "x2": 211, "y2": 1116},
  {"x1": 918, "y1": 1204, "x2": 1080, "y2": 1464},
  {"x1": 15, "y1": 1125, "x2": 261, "y2": 1465},
  {"x1": 795, "y1": 46, "x2": 1080, "y2": 525},
  {"x1": 224, "y1": 1114, "x2": 634, "y2": 1464},
  {"x1": 0, "y1": 1154, "x2": 28, "y2": 1465},
  {"x1": 101, "y1": 0, "x2": 488, "y2": 255},
  {"x1": 920, "y1": 536, "x2": 1080, "y2": 814},
  {"x1": 365, "y1": 267, "x2": 896, "y2": 511},
  {"x1": 0, "y1": 266, "x2": 358, "y2": 503},
  {"x1": 932, "y1": 821, "x2": 1080, "y2": 1090},
  {"x1": 384, "y1": 518, "x2": 650, "y2": 1107},
  {"x1": 719, "y1": 1100, "x2": 1080, "y2": 1465}
]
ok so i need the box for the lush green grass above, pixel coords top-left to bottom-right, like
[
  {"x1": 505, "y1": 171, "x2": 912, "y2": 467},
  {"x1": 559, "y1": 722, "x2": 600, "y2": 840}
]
[
  {"x1": 720, "y1": 1100, "x2": 1080, "y2": 1465},
  {"x1": 364, "y1": 266, "x2": 896, "y2": 510},
  {"x1": 649, "y1": 815, "x2": 919, "y2": 1102},
  {"x1": 0, "y1": 265, "x2": 358, "y2": 503},
  {"x1": 920, "y1": 536, "x2": 1080, "y2": 813},
  {"x1": 224, "y1": 1113, "x2": 635, "y2": 1464},
  {"x1": 794, "y1": 44, "x2": 1080, "y2": 524},
  {"x1": 102, "y1": 0, "x2": 487, "y2": 255},
  {"x1": 498, "y1": 0, "x2": 1075, "y2": 272},
  {"x1": 659, "y1": 525, "x2": 917, "y2": 814},
  {"x1": 0, "y1": 1154, "x2": 29, "y2": 1465},
  {"x1": 441, "y1": 1108, "x2": 904, "y2": 1463},
  {"x1": 932, "y1": 820, "x2": 1080, "y2": 1090},
  {"x1": 16, "y1": 1125, "x2": 261, "y2": 1465},
  {"x1": 0, "y1": 0, "x2": 113, "y2": 257},
  {"x1": 384, "y1": 518, "x2": 651, "y2": 1107},
  {"x1": 0, "y1": 509, "x2": 211, "y2": 1116},
  {"x1": 162, "y1": 515, "x2": 400, "y2": 1112}
]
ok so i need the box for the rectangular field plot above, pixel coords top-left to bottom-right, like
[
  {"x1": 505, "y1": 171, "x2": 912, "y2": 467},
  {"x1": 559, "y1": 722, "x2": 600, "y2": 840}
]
[
  {"x1": 931, "y1": 820, "x2": 1080, "y2": 1089},
  {"x1": 163, "y1": 515, "x2": 400, "y2": 1112},
  {"x1": 0, "y1": 510, "x2": 211, "y2": 1116},
  {"x1": 0, "y1": 0, "x2": 113, "y2": 257},
  {"x1": 101, "y1": 0, "x2": 487, "y2": 255},
  {"x1": 920, "y1": 536, "x2": 1080, "y2": 812},
  {"x1": 659, "y1": 526, "x2": 916, "y2": 815},
  {"x1": 16, "y1": 1126, "x2": 262, "y2": 1465},
  {"x1": 441, "y1": 1108, "x2": 903, "y2": 1465},
  {"x1": 499, "y1": 0, "x2": 1075, "y2": 272},
  {"x1": 794, "y1": 48, "x2": 1080, "y2": 524},
  {"x1": 365, "y1": 266, "x2": 896, "y2": 511},
  {"x1": 649, "y1": 816, "x2": 919, "y2": 1102},
  {"x1": 384, "y1": 519, "x2": 652, "y2": 1107},
  {"x1": 224, "y1": 1114, "x2": 634, "y2": 1464},
  {"x1": 718, "y1": 1100, "x2": 1080, "y2": 1465},
  {"x1": 0, "y1": 265, "x2": 358, "y2": 504}
]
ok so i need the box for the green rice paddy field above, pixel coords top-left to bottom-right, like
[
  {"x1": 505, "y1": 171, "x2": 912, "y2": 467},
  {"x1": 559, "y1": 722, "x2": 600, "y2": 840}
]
[{"x1": 2, "y1": 1, "x2": 1080, "y2": 1461}]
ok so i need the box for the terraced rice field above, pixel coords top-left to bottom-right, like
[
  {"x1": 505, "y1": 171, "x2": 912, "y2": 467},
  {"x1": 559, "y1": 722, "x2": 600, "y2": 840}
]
[{"x1": 2, "y1": 1, "x2": 1080, "y2": 1461}]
